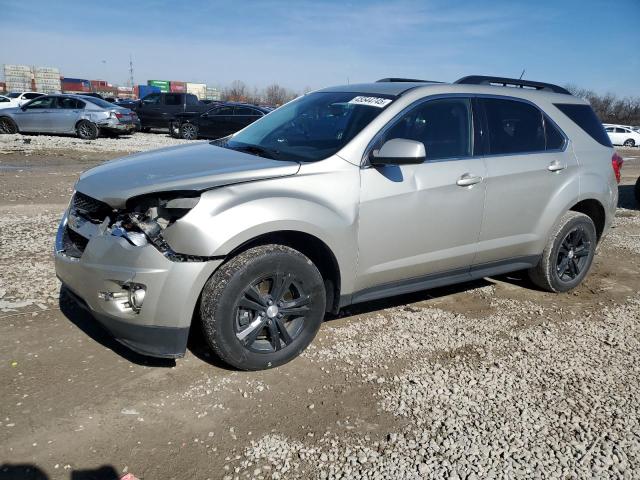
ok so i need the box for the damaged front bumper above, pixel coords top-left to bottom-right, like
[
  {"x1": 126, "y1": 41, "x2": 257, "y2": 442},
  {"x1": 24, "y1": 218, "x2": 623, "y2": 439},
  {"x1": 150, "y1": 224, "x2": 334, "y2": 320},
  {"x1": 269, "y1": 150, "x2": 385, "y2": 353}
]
[{"x1": 54, "y1": 209, "x2": 222, "y2": 358}]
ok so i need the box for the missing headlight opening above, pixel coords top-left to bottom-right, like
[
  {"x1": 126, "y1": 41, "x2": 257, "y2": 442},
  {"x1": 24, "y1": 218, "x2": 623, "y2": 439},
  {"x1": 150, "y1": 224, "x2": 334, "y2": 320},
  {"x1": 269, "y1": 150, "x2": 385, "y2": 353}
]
[{"x1": 66, "y1": 191, "x2": 211, "y2": 262}]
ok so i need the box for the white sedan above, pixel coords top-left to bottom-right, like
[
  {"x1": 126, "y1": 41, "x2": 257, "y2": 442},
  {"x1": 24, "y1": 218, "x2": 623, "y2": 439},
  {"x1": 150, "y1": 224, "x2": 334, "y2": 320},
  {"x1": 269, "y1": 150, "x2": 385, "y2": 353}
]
[
  {"x1": 604, "y1": 125, "x2": 640, "y2": 147},
  {"x1": 3, "y1": 91, "x2": 46, "y2": 108},
  {"x1": 0, "y1": 95, "x2": 13, "y2": 109}
]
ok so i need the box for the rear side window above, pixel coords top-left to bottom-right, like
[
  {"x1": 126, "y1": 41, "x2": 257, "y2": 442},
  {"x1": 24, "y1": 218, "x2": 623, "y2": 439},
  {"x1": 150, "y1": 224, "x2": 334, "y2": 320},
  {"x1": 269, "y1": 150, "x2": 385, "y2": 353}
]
[
  {"x1": 544, "y1": 116, "x2": 566, "y2": 150},
  {"x1": 186, "y1": 95, "x2": 199, "y2": 106},
  {"x1": 482, "y1": 98, "x2": 545, "y2": 155},
  {"x1": 554, "y1": 103, "x2": 612, "y2": 147}
]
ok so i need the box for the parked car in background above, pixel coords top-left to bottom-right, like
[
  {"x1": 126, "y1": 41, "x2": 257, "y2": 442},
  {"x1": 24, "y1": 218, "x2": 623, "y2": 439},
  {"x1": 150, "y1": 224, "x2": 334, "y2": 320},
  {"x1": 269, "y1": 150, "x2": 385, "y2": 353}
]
[
  {"x1": 0, "y1": 94, "x2": 139, "y2": 139},
  {"x1": 174, "y1": 103, "x2": 270, "y2": 140},
  {"x1": 0, "y1": 95, "x2": 13, "y2": 109},
  {"x1": 5, "y1": 91, "x2": 45, "y2": 107},
  {"x1": 135, "y1": 92, "x2": 209, "y2": 132},
  {"x1": 54, "y1": 75, "x2": 618, "y2": 370},
  {"x1": 604, "y1": 125, "x2": 640, "y2": 147}
]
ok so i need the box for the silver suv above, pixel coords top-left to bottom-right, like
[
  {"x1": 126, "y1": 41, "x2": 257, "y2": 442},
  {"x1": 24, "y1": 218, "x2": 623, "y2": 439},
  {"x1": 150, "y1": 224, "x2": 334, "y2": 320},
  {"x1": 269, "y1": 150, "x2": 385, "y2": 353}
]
[{"x1": 55, "y1": 76, "x2": 619, "y2": 370}]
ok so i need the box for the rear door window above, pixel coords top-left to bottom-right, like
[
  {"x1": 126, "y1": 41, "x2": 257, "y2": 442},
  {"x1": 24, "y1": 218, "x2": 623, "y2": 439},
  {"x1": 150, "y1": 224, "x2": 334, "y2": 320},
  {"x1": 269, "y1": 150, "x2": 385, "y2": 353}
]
[
  {"x1": 544, "y1": 116, "x2": 566, "y2": 150},
  {"x1": 234, "y1": 106, "x2": 259, "y2": 116},
  {"x1": 164, "y1": 94, "x2": 181, "y2": 106},
  {"x1": 58, "y1": 97, "x2": 84, "y2": 109},
  {"x1": 141, "y1": 93, "x2": 160, "y2": 105},
  {"x1": 24, "y1": 92, "x2": 44, "y2": 100},
  {"x1": 482, "y1": 98, "x2": 545, "y2": 155},
  {"x1": 213, "y1": 106, "x2": 234, "y2": 116}
]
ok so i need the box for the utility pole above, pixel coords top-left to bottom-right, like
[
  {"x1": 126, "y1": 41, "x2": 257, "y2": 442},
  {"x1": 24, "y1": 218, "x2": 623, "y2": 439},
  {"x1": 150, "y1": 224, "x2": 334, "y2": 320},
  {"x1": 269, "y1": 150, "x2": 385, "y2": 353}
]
[{"x1": 128, "y1": 54, "x2": 135, "y2": 89}]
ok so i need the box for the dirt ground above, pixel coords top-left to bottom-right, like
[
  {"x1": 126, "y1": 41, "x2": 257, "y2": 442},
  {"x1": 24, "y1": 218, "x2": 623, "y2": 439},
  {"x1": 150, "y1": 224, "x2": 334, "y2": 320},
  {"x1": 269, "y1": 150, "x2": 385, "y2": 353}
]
[{"x1": 0, "y1": 143, "x2": 639, "y2": 479}]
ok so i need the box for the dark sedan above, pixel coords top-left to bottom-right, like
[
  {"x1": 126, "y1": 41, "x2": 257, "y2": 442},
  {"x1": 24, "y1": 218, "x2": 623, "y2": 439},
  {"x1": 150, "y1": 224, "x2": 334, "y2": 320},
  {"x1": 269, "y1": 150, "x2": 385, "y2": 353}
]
[{"x1": 174, "y1": 103, "x2": 270, "y2": 140}]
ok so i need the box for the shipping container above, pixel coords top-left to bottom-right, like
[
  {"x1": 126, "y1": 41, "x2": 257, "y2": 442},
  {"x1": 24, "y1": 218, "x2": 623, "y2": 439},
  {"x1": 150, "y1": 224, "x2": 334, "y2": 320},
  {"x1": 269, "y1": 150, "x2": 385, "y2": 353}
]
[
  {"x1": 170, "y1": 81, "x2": 186, "y2": 93},
  {"x1": 138, "y1": 84, "x2": 161, "y2": 99},
  {"x1": 186, "y1": 82, "x2": 207, "y2": 99},
  {"x1": 62, "y1": 77, "x2": 90, "y2": 84},
  {"x1": 147, "y1": 80, "x2": 170, "y2": 92},
  {"x1": 0, "y1": 82, "x2": 6, "y2": 93},
  {"x1": 117, "y1": 86, "x2": 134, "y2": 92}
]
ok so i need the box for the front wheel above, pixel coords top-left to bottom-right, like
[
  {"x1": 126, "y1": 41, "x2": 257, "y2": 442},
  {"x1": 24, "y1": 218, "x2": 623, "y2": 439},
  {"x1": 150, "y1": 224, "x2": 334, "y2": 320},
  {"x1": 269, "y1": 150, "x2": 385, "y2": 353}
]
[
  {"x1": 180, "y1": 123, "x2": 198, "y2": 140},
  {"x1": 0, "y1": 117, "x2": 18, "y2": 134},
  {"x1": 76, "y1": 120, "x2": 99, "y2": 140},
  {"x1": 623, "y1": 139, "x2": 636, "y2": 147},
  {"x1": 528, "y1": 211, "x2": 597, "y2": 292},
  {"x1": 200, "y1": 244, "x2": 326, "y2": 370}
]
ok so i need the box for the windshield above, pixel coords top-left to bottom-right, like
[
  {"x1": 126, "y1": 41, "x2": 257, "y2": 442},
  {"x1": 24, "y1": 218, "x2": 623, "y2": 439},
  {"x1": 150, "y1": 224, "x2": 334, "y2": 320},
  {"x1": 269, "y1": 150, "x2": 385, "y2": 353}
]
[
  {"x1": 226, "y1": 91, "x2": 394, "y2": 162},
  {"x1": 82, "y1": 97, "x2": 116, "y2": 109},
  {"x1": 6, "y1": 93, "x2": 20, "y2": 98}
]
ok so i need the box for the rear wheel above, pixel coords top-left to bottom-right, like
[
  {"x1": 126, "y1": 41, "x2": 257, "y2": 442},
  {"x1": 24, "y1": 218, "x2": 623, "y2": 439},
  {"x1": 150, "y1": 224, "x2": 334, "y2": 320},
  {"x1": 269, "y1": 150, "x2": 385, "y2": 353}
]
[
  {"x1": 76, "y1": 120, "x2": 99, "y2": 140},
  {"x1": 0, "y1": 117, "x2": 18, "y2": 134},
  {"x1": 623, "y1": 139, "x2": 635, "y2": 147},
  {"x1": 180, "y1": 123, "x2": 199, "y2": 140},
  {"x1": 528, "y1": 211, "x2": 597, "y2": 292},
  {"x1": 200, "y1": 244, "x2": 326, "y2": 370}
]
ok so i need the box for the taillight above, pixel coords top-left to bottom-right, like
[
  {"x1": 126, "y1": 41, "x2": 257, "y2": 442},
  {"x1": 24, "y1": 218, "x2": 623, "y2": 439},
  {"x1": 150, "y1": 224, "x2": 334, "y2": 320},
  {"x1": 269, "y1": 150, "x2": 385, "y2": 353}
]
[
  {"x1": 115, "y1": 112, "x2": 124, "y2": 119},
  {"x1": 611, "y1": 152, "x2": 623, "y2": 184}
]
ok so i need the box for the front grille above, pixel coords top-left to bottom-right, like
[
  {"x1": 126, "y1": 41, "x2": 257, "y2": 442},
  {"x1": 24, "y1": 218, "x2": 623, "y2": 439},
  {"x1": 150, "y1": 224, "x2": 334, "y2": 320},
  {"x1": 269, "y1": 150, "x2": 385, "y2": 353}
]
[
  {"x1": 62, "y1": 226, "x2": 89, "y2": 258},
  {"x1": 72, "y1": 191, "x2": 112, "y2": 222}
]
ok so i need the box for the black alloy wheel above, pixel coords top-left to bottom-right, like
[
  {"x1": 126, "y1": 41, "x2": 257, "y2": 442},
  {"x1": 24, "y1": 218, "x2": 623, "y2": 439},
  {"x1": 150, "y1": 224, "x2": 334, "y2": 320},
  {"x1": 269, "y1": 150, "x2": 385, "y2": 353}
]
[
  {"x1": 555, "y1": 227, "x2": 591, "y2": 282},
  {"x1": 235, "y1": 273, "x2": 311, "y2": 353}
]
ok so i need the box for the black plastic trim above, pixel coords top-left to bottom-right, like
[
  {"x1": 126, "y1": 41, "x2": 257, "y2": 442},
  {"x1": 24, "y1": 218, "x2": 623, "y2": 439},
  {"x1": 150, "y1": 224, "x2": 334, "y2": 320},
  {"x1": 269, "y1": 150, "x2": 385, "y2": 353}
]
[{"x1": 341, "y1": 255, "x2": 541, "y2": 307}]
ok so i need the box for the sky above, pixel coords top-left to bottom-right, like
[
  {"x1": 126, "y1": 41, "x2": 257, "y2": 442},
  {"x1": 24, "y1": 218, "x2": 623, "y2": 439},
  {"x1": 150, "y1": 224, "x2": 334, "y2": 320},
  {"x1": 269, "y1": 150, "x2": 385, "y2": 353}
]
[{"x1": 0, "y1": 0, "x2": 639, "y2": 96}]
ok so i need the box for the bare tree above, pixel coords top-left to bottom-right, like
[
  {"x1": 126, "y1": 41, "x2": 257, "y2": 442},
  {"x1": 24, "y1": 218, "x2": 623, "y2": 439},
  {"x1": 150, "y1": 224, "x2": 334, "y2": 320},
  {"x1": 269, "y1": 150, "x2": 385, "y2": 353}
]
[
  {"x1": 264, "y1": 84, "x2": 289, "y2": 106},
  {"x1": 223, "y1": 80, "x2": 248, "y2": 102},
  {"x1": 565, "y1": 84, "x2": 640, "y2": 125}
]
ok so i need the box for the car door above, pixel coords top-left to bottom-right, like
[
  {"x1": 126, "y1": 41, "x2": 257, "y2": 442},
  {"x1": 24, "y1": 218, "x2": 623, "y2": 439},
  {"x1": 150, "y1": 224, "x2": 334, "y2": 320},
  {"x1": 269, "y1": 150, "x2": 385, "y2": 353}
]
[
  {"x1": 474, "y1": 96, "x2": 577, "y2": 265},
  {"x1": 137, "y1": 93, "x2": 162, "y2": 128},
  {"x1": 233, "y1": 106, "x2": 263, "y2": 132},
  {"x1": 12, "y1": 96, "x2": 57, "y2": 132},
  {"x1": 161, "y1": 93, "x2": 184, "y2": 126},
  {"x1": 356, "y1": 96, "x2": 487, "y2": 291},
  {"x1": 49, "y1": 97, "x2": 85, "y2": 133},
  {"x1": 613, "y1": 127, "x2": 627, "y2": 145},
  {"x1": 202, "y1": 105, "x2": 235, "y2": 138}
]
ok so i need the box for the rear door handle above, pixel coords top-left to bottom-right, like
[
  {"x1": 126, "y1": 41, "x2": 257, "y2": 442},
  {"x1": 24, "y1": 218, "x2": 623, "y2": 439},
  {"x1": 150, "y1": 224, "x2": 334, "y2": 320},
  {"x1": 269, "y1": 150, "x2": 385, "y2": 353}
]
[
  {"x1": 456, "y1": 173, "x2": 483, "y2": 187},
  {"x1": 548, "y1": 161, "x2": 566, "y2": 172}
]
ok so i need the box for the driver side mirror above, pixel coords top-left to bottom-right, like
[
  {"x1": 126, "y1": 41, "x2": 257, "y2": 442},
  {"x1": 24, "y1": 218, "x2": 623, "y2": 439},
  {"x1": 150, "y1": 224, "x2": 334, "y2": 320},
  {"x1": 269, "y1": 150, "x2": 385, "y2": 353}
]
[{"x1": 370, "y1": 138, "x2": 426, "y2": 166}]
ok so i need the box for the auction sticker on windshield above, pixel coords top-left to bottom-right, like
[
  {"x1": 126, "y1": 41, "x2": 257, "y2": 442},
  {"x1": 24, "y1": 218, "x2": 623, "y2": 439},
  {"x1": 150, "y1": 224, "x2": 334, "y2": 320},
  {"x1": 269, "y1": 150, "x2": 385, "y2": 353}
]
[{"x1": 348, "y1": 96, "x2": 392, "y2": 108}]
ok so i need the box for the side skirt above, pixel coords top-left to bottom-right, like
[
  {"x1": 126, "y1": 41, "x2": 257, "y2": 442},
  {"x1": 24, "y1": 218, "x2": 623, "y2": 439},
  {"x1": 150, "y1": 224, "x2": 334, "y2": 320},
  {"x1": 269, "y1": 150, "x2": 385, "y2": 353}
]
[{"x1": 341, "y1": 255, "x2": 541, "y2": 308}]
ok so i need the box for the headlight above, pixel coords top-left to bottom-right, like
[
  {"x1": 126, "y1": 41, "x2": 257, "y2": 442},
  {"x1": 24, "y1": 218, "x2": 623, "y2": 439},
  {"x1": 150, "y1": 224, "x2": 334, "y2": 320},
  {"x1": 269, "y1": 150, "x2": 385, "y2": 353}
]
[{"x1": 110, "y1": 191, "x2": 200, "y2": 254}]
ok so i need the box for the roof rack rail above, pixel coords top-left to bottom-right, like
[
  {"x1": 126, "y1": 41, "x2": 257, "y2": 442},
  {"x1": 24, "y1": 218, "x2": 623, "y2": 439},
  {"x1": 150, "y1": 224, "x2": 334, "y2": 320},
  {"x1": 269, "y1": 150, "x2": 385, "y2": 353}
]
[
  {"x1": 454, "y1": 75, "x2": 571, "y2": 95},
  {"x1": 376, "y1": 78, "x2": 443, "y2": 83}
]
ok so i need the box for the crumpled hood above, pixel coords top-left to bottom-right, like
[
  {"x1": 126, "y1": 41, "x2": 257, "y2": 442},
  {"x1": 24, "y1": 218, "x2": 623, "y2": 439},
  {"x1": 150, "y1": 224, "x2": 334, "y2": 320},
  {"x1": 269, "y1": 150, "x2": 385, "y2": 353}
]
[{"x1": 76, "y1": 142, "x2": 300, "y2": 208}]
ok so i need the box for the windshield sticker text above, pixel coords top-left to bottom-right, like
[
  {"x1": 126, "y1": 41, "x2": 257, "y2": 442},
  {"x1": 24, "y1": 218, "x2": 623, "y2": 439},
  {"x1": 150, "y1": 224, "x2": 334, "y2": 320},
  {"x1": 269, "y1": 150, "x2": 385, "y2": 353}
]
[{"x1": 348, "y1": 96, "x2": 392, "y2": 108}]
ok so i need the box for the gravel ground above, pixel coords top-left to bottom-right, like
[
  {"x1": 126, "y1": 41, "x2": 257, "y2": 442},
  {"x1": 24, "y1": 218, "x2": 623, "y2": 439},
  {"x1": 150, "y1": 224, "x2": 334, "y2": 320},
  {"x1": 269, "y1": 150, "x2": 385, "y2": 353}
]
[
  {"x1": 0, "y1": 131, "x2": 195, "y2": 154},
  {"x1": 0, "y1": 146, "x2": 639, "y2": 479}
]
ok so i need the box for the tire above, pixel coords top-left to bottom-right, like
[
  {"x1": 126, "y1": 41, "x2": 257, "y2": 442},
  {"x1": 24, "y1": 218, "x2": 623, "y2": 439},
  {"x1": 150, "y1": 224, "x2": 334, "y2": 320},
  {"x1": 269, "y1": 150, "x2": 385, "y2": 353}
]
[
  {"x1": 634, "y1": 176, "x2": 640, "y2": 206},
  {"x1": 0, "y1": 117, "x2": 18, "y2": 134},
  {"x1": 76, "y1": 120, "x2": 99, "y2": 140},
  {"x1": 528, "y1": 211, "x2": 597, "y2": 293},
  {"x1": 169, "y1": 121, "x2": 181, "y2": 138},
  {"x1": 623, "y1": 139, "x2": 635, "y2": 147},
  {"x1": 180, "y1": 123, "x2": 199, "y2": 140},
  {"x1": 200, "y1": 244, "x2": 326, "y2": 370},
  {"x1": 141, "y1": 127, "x2": 151, "y2": 133}
]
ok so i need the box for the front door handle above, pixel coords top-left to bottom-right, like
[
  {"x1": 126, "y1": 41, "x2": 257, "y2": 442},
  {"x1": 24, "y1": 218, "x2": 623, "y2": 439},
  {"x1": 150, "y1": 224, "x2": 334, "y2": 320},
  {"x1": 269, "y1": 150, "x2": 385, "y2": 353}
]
[
  {"x1": 456, "y1": 173, "x2": 483, "y2": 187},
  {"x1": 548, "y1": 161, "x2": 566, "y2": 172}
]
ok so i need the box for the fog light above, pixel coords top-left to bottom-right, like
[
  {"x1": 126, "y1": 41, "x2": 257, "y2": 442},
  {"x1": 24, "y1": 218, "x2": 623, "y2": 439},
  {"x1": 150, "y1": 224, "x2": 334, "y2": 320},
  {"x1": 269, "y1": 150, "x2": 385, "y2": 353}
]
[{"x1": 128, "y1": 286, "x2": 146, "y2": 312}]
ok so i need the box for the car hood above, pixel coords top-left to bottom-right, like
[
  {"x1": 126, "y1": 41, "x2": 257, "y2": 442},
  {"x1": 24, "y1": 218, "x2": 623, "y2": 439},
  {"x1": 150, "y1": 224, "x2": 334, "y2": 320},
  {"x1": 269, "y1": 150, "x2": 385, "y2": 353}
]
[{"x1": 76, "y1": 142, "x2": 300, "y2": 208}]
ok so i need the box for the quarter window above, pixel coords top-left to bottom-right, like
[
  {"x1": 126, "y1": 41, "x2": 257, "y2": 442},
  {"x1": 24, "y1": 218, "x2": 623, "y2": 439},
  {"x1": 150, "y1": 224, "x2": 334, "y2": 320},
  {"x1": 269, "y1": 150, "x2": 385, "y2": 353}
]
[
  {"x1": 377, "y1": 98, "x2": 472, "y2": 161},
  {"x1": 482, "y1": 98, "x2": 545, "y2": 155}
]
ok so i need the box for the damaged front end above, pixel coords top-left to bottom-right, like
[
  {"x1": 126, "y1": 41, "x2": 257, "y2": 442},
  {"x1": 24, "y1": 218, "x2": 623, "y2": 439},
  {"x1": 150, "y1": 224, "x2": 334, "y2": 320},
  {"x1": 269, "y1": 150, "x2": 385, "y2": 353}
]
[{"x1": 59, "y1": 190, "x2": 210, "y2": 262}]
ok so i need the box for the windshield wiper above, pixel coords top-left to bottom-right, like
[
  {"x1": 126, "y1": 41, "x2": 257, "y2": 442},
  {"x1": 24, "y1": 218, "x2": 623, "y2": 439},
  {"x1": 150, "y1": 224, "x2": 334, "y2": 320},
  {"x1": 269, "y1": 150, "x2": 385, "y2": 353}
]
[{"x1": 227, "y1": 143, "x2": 280, "y2": 160}]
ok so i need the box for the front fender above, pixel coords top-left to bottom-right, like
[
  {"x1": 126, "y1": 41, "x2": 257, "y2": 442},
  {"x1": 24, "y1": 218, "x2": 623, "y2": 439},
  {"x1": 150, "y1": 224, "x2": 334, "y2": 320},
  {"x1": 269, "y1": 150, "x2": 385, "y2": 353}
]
[{"x1": 162, "y1": 158, "x2": 361, "y2": 293}]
